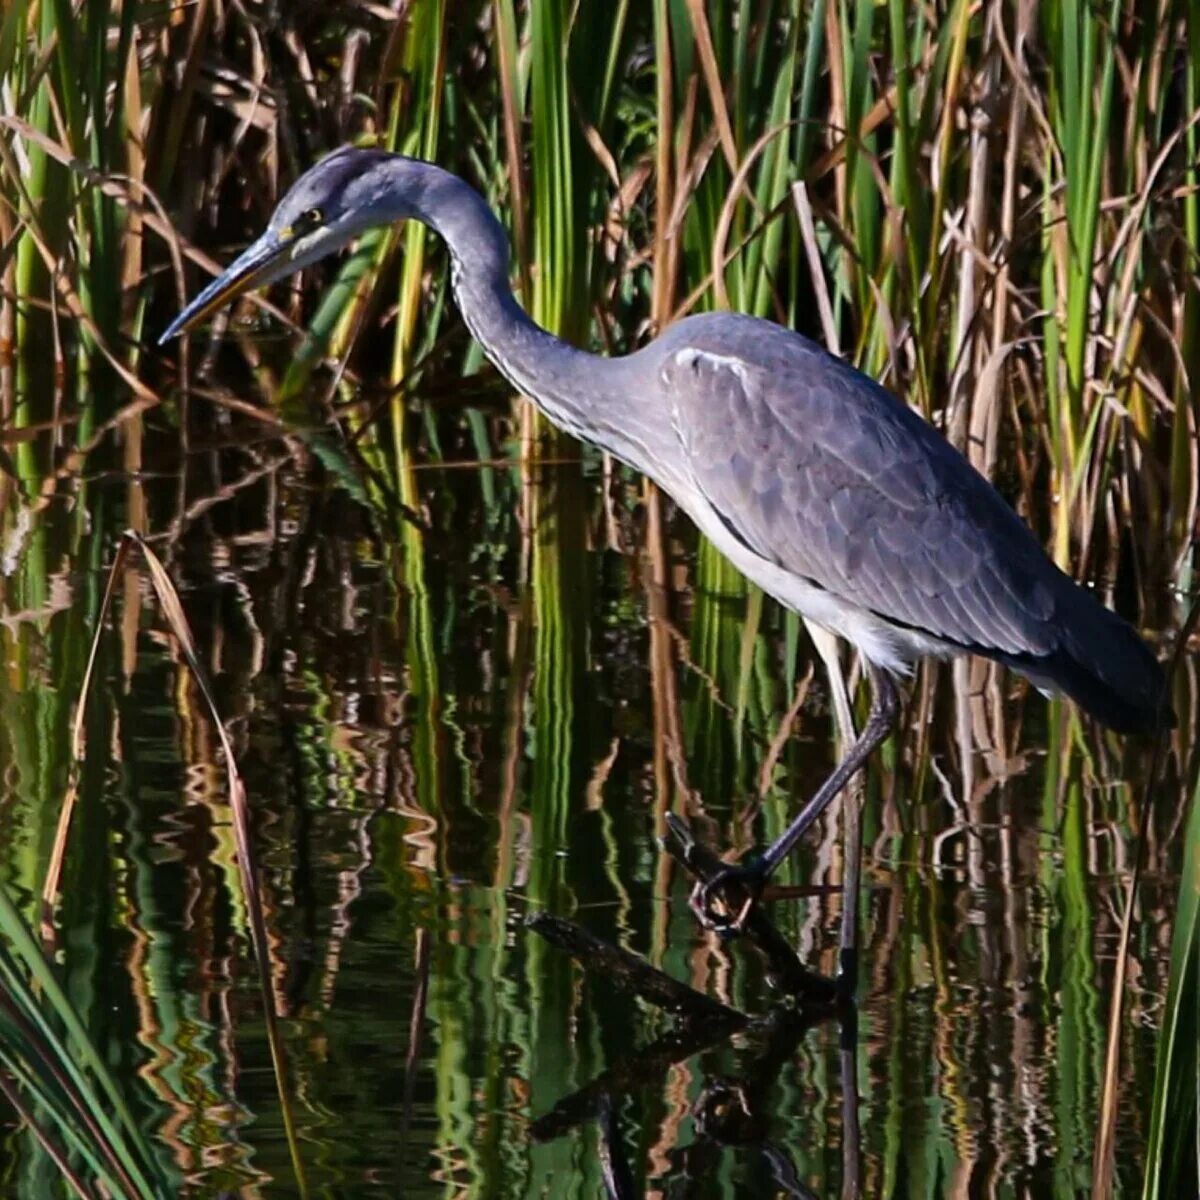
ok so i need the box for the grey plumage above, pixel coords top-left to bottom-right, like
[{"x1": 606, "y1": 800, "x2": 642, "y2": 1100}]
[
  {"x1": 161, "y1": 147, "x2": 1171, "y2": 934},
  {"x1": 649, "y1": 314, "x2": 1167, "y2": 733}
]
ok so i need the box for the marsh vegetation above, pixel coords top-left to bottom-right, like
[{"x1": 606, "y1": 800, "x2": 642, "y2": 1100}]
[{"x1": 0, "y1": 1, "x2": 1197, "y2": 1195}]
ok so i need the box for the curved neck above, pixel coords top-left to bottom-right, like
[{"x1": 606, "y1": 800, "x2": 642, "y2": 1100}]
[{"x1": 392, "y1": 159, "x2": 667, "y2": 476}]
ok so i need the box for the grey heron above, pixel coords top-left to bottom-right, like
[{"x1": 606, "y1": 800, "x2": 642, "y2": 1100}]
[{"x1": 161, "y1": 147, "x2": 1172, "y2": 935}]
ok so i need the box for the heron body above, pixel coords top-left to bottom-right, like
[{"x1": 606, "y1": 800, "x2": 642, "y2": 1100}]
[{"x1": 163, "y1": 148, "x2": 1170, "y2": 932}]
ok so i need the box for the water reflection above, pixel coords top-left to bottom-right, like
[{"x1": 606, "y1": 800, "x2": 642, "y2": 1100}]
[
  {"x1": 526, "y1": 909, "x2": 840, "y2": 1200},
  {"x1": 0, "y1": 413, "x2": 1187, "y2": 1195}
]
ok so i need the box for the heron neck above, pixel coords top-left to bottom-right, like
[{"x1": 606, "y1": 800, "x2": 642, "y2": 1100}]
[{"x1": 401, "y1": 161, "x2": 664, "y2": 477}]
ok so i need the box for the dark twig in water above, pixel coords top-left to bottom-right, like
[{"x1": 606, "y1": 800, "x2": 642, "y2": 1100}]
[
  {"x1": 532, "y1": 997, "x2": 832, "y2": 1199},
  {"x1": 596, "y1": 1093, "x2": 636, "y2": 1200},
  {"x1": 661, "y1": 814, "x2": 838, "y2": 1003},
  {"x1": 525, "y1": 911, "x2": 744, "y2": 1023},
  {"x1": 529, "y1": 1021, "x2": 745, "y2": 1143},
  {"x1": 527, "y1": 909, "x2": 840, "y2": 1151},
  {"x1": 679, "y1": 1007, "x2": 830, "y2": 1198}
]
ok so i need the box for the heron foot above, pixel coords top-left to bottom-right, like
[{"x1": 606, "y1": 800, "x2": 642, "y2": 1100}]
[{"x1": 688, "y1": 859, "x2": 768, "y2": 935}]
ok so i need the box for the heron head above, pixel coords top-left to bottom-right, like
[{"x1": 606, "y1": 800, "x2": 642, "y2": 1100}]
[{"x1": 159, "y1": 147, "x2": 420, "y2": 343}]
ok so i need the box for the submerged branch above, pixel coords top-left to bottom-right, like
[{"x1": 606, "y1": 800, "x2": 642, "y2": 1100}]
[
  {"x1": 662, "y1": 814, "x2": 838, "y2": 1003},
  {"x1": 525, "y1": 911, "x2": 744, "y2": 1024}
]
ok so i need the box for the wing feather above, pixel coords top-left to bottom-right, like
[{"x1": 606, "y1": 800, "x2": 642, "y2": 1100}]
[{"x1": 661, "y1": 337, "x2": 1062, "y2": 658}]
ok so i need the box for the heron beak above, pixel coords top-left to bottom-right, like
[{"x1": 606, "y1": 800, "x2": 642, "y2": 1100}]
[{"x1": 158, "y1": 230, "x2": 292, "y2": 345}]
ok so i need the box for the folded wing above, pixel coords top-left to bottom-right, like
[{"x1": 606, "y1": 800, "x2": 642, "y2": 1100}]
[{"x1": 659, "y1": 325, "x2": 1169, "y2": 732}]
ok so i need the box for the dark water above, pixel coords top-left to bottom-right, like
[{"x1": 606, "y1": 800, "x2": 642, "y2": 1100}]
[{"x1": 0, "y1": 411, "x2": 1183, "y2": 1197}]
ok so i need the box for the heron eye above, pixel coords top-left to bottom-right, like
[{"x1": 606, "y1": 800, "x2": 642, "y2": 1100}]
[{"x1": 297, "y1": 207, "x2": 323, "y2": 233}]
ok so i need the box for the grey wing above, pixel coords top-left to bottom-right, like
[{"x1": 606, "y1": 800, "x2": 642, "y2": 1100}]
[{"x1": 660, "y1": 341, "x2": 1064, "y2": 658}]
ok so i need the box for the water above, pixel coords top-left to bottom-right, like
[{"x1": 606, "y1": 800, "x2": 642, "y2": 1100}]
[{"x1": 0, "y1": 409, "x2": 1182, "y2": 1197}]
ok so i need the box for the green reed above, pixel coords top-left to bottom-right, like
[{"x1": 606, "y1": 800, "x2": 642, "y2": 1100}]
[
  {"x1": 0, "y1": 881, "x2": 168, "y2": 1199},
  {"x1": 1143, "y1": 764, "x2": 1199, "y2": 1197}
]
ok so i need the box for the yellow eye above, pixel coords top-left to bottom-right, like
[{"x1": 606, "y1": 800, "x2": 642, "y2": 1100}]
[{"x1": 292, "y1": 207, "x2": 323, "y2": 236}]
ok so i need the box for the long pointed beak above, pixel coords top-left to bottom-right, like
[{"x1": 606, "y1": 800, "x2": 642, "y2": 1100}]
[{"x1": 158, "y1": 231, "x2": 291, "y2": 345}]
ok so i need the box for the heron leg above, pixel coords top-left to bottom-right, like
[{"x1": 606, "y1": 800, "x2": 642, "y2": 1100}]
[
  {"x1": 691, "y1": 663, "x2": 899, "y2": 934},
  {"x1": 839, "y1": 765, "x2": 864, "y2": 994}
]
